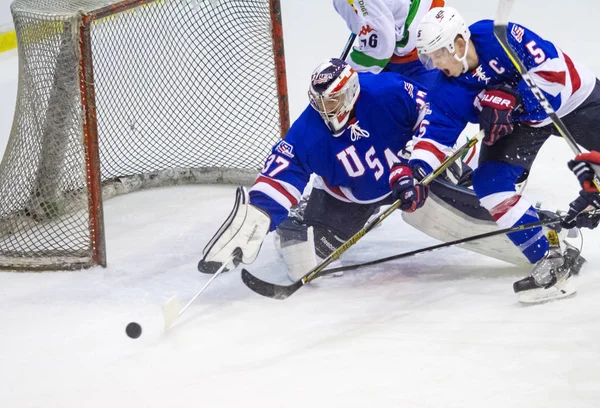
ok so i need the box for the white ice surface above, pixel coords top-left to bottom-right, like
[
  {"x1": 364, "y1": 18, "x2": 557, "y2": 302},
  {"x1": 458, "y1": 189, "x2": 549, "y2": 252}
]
[{"x1": 1, "y1": 1, "x2": 600, "y2": 407}]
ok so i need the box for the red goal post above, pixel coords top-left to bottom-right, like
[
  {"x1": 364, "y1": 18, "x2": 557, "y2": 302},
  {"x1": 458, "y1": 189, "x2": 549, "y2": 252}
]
[{"x1": 2, "y1": 0, "x2": 289, "y2": 270}]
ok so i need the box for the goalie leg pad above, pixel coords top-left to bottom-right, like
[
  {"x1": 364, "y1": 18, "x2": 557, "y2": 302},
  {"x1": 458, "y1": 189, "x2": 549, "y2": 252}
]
[
  {"x1": 274, "y1": 188, "x2": 383, "y2": 281},
  {"x1": 199, "y1": 186, "x2": 270, "y2": 273},
  {"x1": 274, "y1": 218, "x2": 344, "y2": 281}
]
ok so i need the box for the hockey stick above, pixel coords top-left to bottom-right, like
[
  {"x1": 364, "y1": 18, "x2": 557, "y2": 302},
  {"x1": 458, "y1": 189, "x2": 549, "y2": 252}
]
[
  {"x1": 493, "y1": 0, "x2": 600, "y2": 190},
  {"x1": 340, "y1": 33, "x2": 357, "y2": 61},
  {"x1": 162, "y1": 253, "x2": 236, "y2": 331},
  {"x1": 241, "y1": 130, "x2": 484, "y2": 299},
  {"x1": 319, "y1": 217, "x2": 564, "y2": 276}
]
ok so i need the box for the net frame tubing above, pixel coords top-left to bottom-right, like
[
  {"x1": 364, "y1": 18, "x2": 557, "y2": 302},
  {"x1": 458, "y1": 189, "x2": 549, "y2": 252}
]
[{"x1": 77, "y1": 0, "x2": 290, "y2": 268}]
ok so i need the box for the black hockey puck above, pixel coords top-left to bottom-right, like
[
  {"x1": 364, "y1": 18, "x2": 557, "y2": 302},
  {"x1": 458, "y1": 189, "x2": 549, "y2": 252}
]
[{"x1": 126, "y1": 322, "x2": 142, "y2": 339}]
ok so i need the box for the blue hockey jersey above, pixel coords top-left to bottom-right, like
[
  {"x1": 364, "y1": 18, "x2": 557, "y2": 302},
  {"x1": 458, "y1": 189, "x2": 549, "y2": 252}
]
[
  {"x1": 409, "y1": 20, "x2": 596, "y2": 173},
  {"x1": 249, "y1": 72, "x2": 427, "y2": 230}
]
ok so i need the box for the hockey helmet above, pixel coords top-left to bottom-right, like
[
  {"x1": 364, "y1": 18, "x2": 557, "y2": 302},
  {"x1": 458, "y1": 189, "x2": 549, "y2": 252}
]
[
  {"x1": 308, "y1": 58, "x2": 360, "y2": 137},
  {"x1": 416, "y1": 7, "x2": 471, "y2": 74}
]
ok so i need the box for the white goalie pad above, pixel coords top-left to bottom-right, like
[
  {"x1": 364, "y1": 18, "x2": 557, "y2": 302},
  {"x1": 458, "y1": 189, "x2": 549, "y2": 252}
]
[
  {"x1": 402, "y1": 187, "x2": 531, "y2": 266},
  {"x1": 274, "y1": 225, "x2": 319, "y2": 281},
  {"x1": 274, "y1": 222, "x2": 342, "y2": 281}
]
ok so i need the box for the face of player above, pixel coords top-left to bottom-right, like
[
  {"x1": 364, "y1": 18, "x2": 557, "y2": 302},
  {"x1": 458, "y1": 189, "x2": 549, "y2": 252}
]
[
  {"x1": 308, "y1": 90, "x2": 351, "y2": 136},
  {"x1": 309, "y1": 93, "x2": 344, "y2": 118},
  {"x1": 420, "y1": 37, "x2": 468, "y2": 77}
]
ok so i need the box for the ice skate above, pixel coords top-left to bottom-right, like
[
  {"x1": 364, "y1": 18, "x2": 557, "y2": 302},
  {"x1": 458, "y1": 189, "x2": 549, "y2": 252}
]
[{"x1": 513, "y1": 246, "x2": 577, "y2": 304}]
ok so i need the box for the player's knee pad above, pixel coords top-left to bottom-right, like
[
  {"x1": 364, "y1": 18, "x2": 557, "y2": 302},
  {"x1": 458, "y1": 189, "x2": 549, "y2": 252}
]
[{"x1": 274, "y1": 218, "x2": 344, "y2": 281}]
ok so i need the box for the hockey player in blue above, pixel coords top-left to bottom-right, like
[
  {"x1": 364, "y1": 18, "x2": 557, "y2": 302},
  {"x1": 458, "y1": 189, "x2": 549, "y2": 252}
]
[
  {"x1": 396, "y1": 6, "x2": 600, "y2": 302},
  {"x1": 198, "y1": 58, "x2": 430, "y2": 280}
]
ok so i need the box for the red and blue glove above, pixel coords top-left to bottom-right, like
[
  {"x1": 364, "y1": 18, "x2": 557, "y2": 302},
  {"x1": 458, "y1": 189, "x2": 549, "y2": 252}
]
[
  {"x1": 389, "y1": 164, "x2": 429, "y2": 212},
  {"x1": 478, "y1": 86, "x2": 521, "y2": 146},
  {"x1": 567, "y1": 151, "x2": 600, "y2": 192}
]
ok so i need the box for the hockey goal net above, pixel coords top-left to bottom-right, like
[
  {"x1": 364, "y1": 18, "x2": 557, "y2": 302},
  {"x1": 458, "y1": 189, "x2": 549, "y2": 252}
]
[{"x1": 2, "y1": 0, "x2": 288, "y2": 270}]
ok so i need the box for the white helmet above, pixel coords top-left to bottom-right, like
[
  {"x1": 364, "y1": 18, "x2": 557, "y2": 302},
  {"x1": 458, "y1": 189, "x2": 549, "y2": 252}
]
[
  {"x1": 416, "y1": 7, "x2": 471, "y2": 73},
  {"x1": 308, "y1": 58, "x2": 360, "y2": 137}
]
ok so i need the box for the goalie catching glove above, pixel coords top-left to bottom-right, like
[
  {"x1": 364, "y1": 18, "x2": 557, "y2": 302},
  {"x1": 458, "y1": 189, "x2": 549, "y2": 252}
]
[
  {"x1": 389, "y1": 164, "x2": 429, "y2": 212},
  {"x1": 198, "y1": 187, "x2": 270, "y2": 274}
]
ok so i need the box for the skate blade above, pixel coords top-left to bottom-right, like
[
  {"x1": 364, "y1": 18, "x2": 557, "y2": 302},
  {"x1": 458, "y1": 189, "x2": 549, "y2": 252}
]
[{"x1": 518, "y1": 278, "x2": 577, "y2": 304}]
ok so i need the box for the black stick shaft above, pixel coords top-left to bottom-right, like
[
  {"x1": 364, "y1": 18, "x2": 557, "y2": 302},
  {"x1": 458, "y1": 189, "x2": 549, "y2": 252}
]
[
  {"x1": 340, "y1": 33, "x2": 357, "y2": 61},
  {"x1": 321, "y1": 218, "x2": 561, "y2": 275}
]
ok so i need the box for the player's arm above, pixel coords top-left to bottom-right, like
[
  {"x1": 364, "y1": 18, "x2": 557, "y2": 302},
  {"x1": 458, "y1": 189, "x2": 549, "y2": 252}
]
[
  {"x1": 249, "y1": 139, "x2": 308, "y2": 230},
  {"x1": 506, "y1": 22, "x2": 570, "y2": 120},
  {"x1": 390, "y1": 94, "x2": 467, "y2": 212},
  {"x1": 198, "y1": 136, "x2": 310, "y2": 273},
  {"x1": 333, "y1": 0, "x2": 399, "y2": 73},
  {"x1": 408, "y1": 100, "x2": 467, "y2": 174}
]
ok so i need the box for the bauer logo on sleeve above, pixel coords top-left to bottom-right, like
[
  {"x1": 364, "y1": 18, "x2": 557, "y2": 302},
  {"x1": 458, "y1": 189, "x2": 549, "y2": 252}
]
[{"x1": 275, "y1": 140, "x2": 294, "y2": 158}]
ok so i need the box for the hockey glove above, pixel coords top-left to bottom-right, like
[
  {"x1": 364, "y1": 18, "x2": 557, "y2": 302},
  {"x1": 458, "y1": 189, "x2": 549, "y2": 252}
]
[
  {"x1": 478, "y1": 86, "x2": 521, "y2": 146},
  {"x1": 567, "y1": 151, "x2": 600, "y2": 192},
  {"x1": 198, "y1": 186, "x2": 270, "y2": 273},
  {"x1": 389, "y1": 164, "x2": 429, "y2": 212},
  {"x1": 560, "y1": 190, "x2": 600, "y2": 230}
]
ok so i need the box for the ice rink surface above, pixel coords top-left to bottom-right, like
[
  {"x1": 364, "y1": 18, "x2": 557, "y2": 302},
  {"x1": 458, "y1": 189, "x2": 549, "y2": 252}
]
[{"x1": 1, "y1": 1, "x2": 600, "y2": 407}]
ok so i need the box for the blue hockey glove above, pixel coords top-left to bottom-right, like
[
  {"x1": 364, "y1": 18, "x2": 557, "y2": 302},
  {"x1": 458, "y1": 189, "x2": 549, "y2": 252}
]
[
  {"x1": 560, "y1": 190, "x2": 600, "y2": 230},
  {"x1": 567, "y1": 151, "x2": 600, "y2": 192},
  {"x1": 389, "y1": 164, "x2": 429, "y2": 212},
  {"x1": 478, "y1": 86, "x2": 521, "y2": 146}
]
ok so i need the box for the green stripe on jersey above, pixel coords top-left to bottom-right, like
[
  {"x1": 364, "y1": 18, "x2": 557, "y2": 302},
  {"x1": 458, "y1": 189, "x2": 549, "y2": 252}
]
[
  {"x1": 397, "y1": 0, "x2": 421, "y2": 48},
  {"x1": 350, "y1": 49, "x2": 390, "y2": 69}
]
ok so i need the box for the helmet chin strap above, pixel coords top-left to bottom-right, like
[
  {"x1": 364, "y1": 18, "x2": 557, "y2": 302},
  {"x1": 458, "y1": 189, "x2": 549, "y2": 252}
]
[{"x1": 453, "y1": 38, "x2": 471, "y2": 73}]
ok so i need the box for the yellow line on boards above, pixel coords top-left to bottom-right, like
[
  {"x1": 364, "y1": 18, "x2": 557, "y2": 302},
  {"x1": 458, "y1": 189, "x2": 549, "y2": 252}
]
[{"x1": 0, "y1": 0, "x2": 171, "y2": 52}]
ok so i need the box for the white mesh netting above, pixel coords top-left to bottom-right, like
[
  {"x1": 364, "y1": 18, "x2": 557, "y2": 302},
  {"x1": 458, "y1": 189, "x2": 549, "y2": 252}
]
[{"x1": 1, "y1": 0, "x2": 286, "y2": 269}]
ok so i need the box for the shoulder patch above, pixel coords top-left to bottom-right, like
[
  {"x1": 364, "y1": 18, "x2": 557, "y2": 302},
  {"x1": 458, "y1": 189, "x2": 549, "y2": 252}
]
[
  {"x1": 275, "y1": 140, "x2": 295, "y2": 158},
  {"x1": 510, "y1": 25, "x2": 525, "y2": 43}
]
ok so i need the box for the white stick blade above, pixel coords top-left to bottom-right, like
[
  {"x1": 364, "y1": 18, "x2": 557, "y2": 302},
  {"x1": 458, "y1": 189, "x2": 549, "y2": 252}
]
[
  {"x1": 162, "y1": 296, "x2": 182, "y2": 331},
  {"x1": 495, "y1": 0, "x2": 515, "y2": 26}
]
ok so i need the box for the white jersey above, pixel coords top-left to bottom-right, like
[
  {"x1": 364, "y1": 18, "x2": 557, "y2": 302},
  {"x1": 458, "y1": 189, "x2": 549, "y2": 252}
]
[{"x1": 333, "y1": 0, "x2": 444, "y2": 73}]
